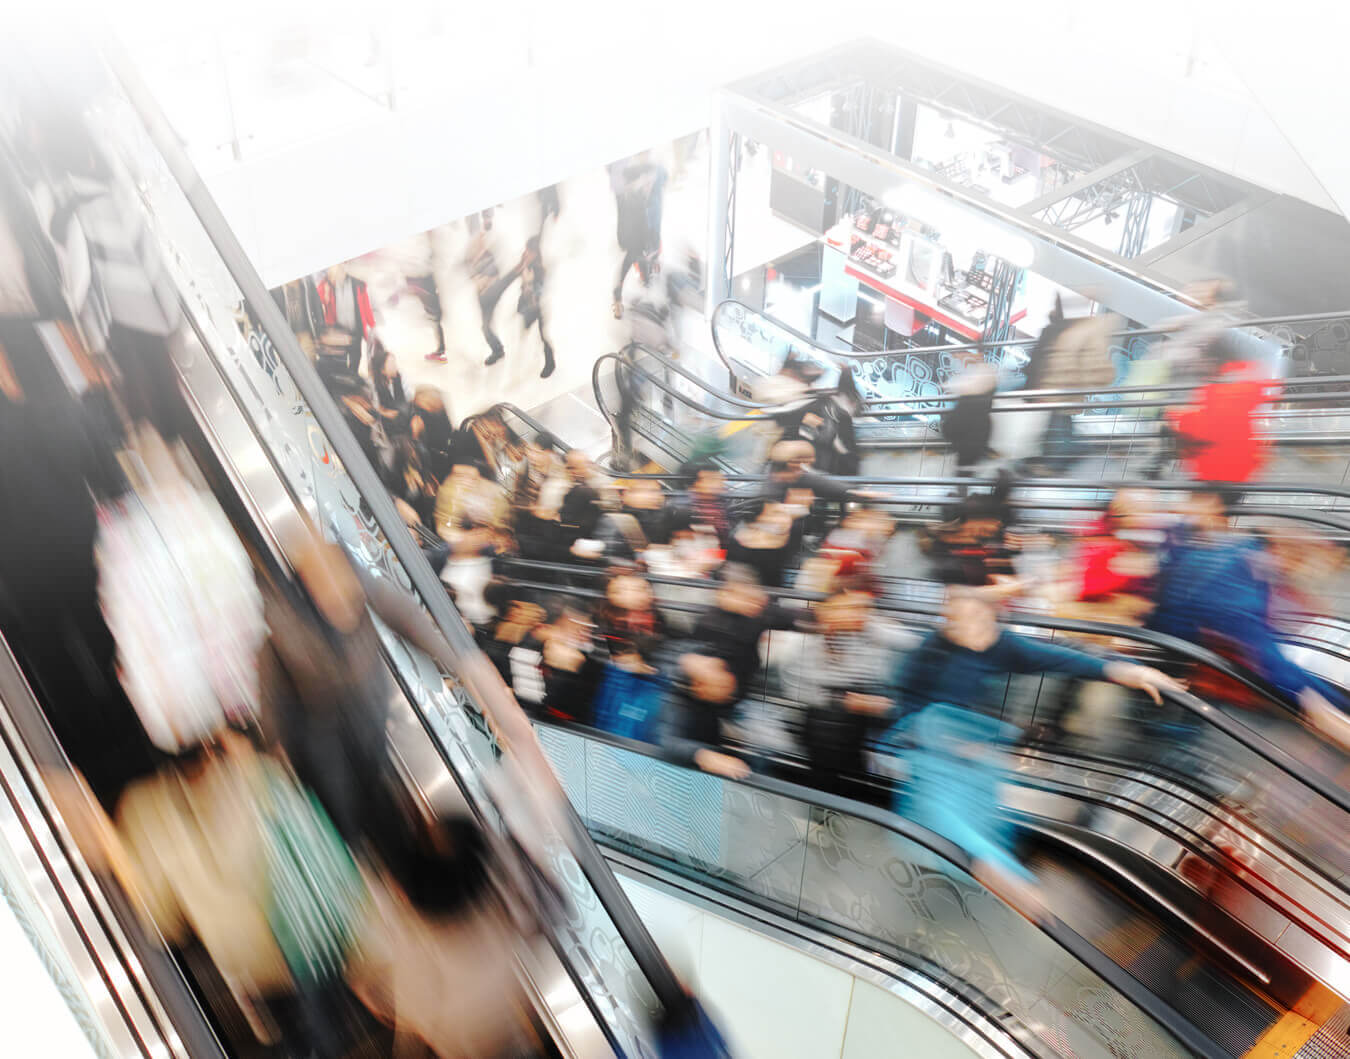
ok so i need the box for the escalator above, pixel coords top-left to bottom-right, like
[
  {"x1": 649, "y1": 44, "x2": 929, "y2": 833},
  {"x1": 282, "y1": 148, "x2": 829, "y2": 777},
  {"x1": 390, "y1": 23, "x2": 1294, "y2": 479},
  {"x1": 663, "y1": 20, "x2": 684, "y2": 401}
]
[
  {"x1": 537, "y1": 719, "x2": 1350, "y2": 1059},
  {"x1": 599, "y1": 299, "x2": 1350, "y2": 482},
  {"x1": 5, "y1": 32, "x2": 1350, "y2": 1059}
]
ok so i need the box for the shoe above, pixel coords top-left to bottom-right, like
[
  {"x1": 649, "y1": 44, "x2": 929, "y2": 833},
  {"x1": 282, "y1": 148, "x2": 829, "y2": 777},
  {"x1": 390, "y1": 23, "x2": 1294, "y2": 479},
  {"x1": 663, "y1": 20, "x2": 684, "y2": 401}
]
[
  {"x1": 540, "y1": 347, "x2": 556, "y2": 378},
  {"x1": 425, "y1": 349, "x2": 446, "y2": 363},
  {"x1": 612, "y1": 301, "x2": 624, "y2": 319},
  {"x1": 484, "y1": 349, "x2": 504, "y2": 366}
]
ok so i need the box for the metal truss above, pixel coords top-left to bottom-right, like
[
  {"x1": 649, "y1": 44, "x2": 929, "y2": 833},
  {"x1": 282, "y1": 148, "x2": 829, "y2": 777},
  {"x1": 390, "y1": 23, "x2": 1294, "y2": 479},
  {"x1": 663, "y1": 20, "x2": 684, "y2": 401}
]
[
  {"x1": 721, "y1": 131, "x2": 738, "y2": 298},
  {"x1": 1035, "y1": 156, "x2": 1241, "y2": 234},
  {"x1": 982, "y1": 259, "x2": 1021, "y2": 344},
  {"x1": 1118, "y1": 190, "x2": 1153, "y2": 258}
]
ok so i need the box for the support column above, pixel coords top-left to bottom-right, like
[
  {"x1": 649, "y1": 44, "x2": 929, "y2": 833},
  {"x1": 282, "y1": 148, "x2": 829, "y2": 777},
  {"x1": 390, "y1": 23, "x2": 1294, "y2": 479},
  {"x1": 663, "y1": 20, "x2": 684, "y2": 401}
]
[
  {"x1": 981, "y1": 259, "x2": 1022, "y2": 345},
  {"x1": 1118, "y1": 192, "x2": 1152, "y2": 259},
  {"x1": 704, "y1": 100, "x2": 737, "y2": 316}
]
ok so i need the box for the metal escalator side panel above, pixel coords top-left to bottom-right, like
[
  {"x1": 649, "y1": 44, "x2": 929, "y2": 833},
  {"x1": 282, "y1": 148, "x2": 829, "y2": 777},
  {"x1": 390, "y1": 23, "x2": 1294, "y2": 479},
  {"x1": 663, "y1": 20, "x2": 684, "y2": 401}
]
[
  {"x1": 0, "y1": 637, "x2": 216, "y2": 1059},
  {"x1": 537, "y1": 722, "x2": 1232, "y2": 1059}
]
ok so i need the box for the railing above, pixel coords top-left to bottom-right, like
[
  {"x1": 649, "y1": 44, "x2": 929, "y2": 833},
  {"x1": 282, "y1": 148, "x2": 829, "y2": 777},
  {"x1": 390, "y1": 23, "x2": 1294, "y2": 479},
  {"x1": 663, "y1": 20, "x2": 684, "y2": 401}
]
[
  {"x1": 100, "y1": 42, "x2": 687, "y2": 1056},
  {"x1": 473, "y1": 400, "x2": 1350, "y2": 544},
  {"x1": 533, "y1": 719, "x2": 1232, "y2": 1059},
  {"x1": 590, "y1": 342, "x2": 1350, "y2": 486},
  {"x1": 711, "y1": 298, "x2": 1350, "y2": 410}
]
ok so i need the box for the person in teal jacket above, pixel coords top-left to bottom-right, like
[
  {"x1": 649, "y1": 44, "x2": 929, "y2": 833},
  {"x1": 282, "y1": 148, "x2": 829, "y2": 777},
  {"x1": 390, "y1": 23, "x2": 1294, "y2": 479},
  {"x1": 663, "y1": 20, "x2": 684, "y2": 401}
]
[{"x1": 881, "y1": 587, "x2": 1183, "y2": 915}]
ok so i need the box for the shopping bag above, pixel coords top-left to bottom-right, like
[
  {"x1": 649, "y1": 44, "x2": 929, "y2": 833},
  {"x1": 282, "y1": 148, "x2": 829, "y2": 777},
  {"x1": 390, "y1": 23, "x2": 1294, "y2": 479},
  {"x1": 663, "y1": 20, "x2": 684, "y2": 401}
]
[
  {"x1": 591, "y1": 664, "x2": 667, "y2": 743},
  {"x1": 257, "y1": 767, "x2": 368, "y2": 988}
]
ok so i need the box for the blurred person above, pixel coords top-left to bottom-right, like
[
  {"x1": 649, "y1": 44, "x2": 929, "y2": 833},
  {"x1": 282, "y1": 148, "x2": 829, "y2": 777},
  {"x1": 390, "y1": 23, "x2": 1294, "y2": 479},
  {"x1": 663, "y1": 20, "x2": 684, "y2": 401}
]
[
  {"x1": 313, "y1": 264, "x2": 375, "y2": 376},
  {"x1": 15, "y1": 99, "x2": 192, "y2": 442},
  {"x1": 327, "y1": 372, "x2": 391, "y2": 474},
  {"x1": 1148, "y1": 490, "x2": 1350, "y2": 748},
  {"x1": 367, "y1": 336, "x2": 407, "y2": 425},
  {"x1": 920, "y1": 484, "x2": 1021, "y2": 588},
  {"x1": 560, "y1": 449, "x2": 606, "y2": 555},
  {"x1": 762, "y1": 438, "x2": 889, "y2": 507},
  {"x1": 679, "y1": 462, "x2": 731, "y2": 549},
  {"x1": 687, "y1": 564, "x2": 802, "y2": 700},
  {"x1": 511, "y1": 433, "x2": 570, "y2": 562},
  {"x1": 662, "y1": 653, "x2": 750, "y2": 779},
  {"x1": 464, "y1": 210, "x2": 522, "y2": 368},
  {"x1": 434, "y1": 462, "x2": 511, "y2": 624},
  {"x1": 591, "y1": 635, "x2": 668, "y2": 743},
  {"x1": 942, "y1": 360, "x2": 996, "y2": 476},
  {"x1": 0, "y1": 338, "x2": 159, "y2": 813},
  {"x1": 727, "y1": 499, "x2": 800, "y2": 589},
  {"x1": 345, "y1": 808, "x2": 537, "y2": 1058},
  {"x1": 538, "y1": 599, "x2": 604, "y2": 727},
  {"x1": 1167, "y1": 347, "x2": 1278, "y2": 486},
  {"x1": 882, "y1": 586, "x2": 1184, "y2": 913},
  {"x1": 515, "y1": 236, "x2": 556, "y2": 378},
  {"x1": 1029, "y1": 489, "x2": 1160, "y2": 743},
  {"x1": 382, "y1": 229, "x2": 445, "y2": 361},
  {"x1": 595, "y1": 571, "x2": 666, "y2": 653},
  {"x1": 1006, "y1": 296, "x2": 1117, "y2": 471},
  {"x1": 594, "y1": 480, "x2": 672, "y2": 561},
  {"x1": 785, "y1": 588, "x2": 916, "y2": 800},
  {"x1": 799, "y1": 505, "x2": 896, "y2": 597},
  {"x1": 386, "y1": 434, "x2": 439, "y2": 533},
  {"x1": 480, "y1": 591, "x2": 545, "y2": 691},
  {"x1": 464, "y1": 410, "x2": 526, "y2": 494},
  {"x1": 612, "y1": 155, "x2": 668, "y2": 318},
  {"x1": 408, "y1": 385, "x2": 456, "y2": 480},
  {"x1": 1162, "y1": 278, "x2": 1245, "y2": 385}
]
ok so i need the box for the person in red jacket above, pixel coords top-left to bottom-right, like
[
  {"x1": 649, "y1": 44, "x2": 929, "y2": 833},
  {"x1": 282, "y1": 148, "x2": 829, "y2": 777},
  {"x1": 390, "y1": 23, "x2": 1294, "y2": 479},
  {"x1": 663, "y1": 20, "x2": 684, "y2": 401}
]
[
  {"x1": 312, "y1": 265, "x2": 375, "y2": 377},
  {"x1": 1168, "y1": 358, "x2": 1278, "y2": 484}
]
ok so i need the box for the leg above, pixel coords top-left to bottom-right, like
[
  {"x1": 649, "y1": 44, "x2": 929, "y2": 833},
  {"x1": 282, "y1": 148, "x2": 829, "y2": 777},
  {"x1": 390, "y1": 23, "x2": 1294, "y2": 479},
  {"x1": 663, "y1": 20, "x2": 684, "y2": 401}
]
[
  {"x1": 347, "y1": 337, "x2": 362, "y2": 375},
  {"x1": 614, "y1": 249, "x2": 639, "y2": 313},
  {"x1": 534, "y1": 312, "x2": 555, "y2": 378}
]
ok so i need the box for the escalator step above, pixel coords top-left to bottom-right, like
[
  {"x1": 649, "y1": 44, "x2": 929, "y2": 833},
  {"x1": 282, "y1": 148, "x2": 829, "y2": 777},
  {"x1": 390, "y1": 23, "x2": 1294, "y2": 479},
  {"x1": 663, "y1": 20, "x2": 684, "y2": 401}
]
[{"x1": 1290, "y1": 1003, "x2": 1350, "y2": 1058}]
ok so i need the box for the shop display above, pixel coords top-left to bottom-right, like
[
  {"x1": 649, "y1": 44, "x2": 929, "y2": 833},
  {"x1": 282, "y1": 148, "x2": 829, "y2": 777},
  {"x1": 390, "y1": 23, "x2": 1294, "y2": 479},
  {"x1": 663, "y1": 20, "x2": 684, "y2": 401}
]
[{"x1": 823, "y1": 198, "x2": 1028, "y2": 340}]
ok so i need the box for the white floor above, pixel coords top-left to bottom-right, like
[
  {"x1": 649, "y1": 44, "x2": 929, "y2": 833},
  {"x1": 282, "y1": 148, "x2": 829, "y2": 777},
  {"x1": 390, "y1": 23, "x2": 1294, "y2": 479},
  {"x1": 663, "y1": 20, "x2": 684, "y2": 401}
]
[
  {"x1": 341, "y1": 136, "x2": 711, "y2": 430},
  {"x1": 619, "y1": 875, "x2": 982, "y2": 1059}
]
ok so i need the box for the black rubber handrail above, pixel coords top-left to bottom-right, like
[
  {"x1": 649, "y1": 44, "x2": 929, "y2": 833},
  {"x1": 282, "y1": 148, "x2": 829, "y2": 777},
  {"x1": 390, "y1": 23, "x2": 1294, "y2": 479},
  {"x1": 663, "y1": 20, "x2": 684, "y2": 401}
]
[
  {"x1": 711, "y1": 296, "x2": 1350, "y2": 370},
  {"x1": 104, "y1": 45, "x2": 689, "y2": 1025},
  {"x1": 535, "y1": 715, "x2": 1233, "y2": 1059},
  {"x1": 621, "y1": 342, "x2": 1350, "y2": 422},
  {"x1": 496, "y1": 556, "x2": 1350, "y2": 818},
  {"x1": 475, "y1": 400, "x2": 1350, "y2": 504}
]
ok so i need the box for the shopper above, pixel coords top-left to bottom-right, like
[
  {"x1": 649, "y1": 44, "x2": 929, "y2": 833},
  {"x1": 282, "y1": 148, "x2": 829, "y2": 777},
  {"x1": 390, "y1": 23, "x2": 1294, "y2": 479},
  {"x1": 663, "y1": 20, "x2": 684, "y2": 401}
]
[
  {"x1": 612, "y1": 156, "x2": 668, "y2": 318},
  {"x1": 516, "y1": 237, "x2": 556, "y2": 378},
  {"x1": 313, "y1": 264, "x2": 376, "y2": 376},
  {"x1": 685, "y1": 564, "x2": 801, "y2": 698},
  {"x1": 784, "y1": 587, "x2": 915, "y2": 800}
]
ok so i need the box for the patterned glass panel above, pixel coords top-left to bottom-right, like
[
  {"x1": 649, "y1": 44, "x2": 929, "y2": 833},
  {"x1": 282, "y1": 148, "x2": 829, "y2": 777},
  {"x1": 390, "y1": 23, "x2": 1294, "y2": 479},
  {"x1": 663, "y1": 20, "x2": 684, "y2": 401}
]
[{"x1": 542, "y1": 725, "x2": 1195, "y2": 1059}]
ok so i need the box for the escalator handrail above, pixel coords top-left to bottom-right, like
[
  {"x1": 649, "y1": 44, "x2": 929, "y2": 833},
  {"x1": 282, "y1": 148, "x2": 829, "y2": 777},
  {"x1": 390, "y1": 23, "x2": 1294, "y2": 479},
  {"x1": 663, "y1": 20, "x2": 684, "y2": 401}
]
[
  {"x1": 620, "y1": 342, "x2": 1350, "y2": 422},
  {"x1": 496, "y1": 555, "x2": 1350, "y2": 818},
  {"x1": 0, "y1": 636, "x2": 227, "y2": 1058},
  {"x1": 471, "y1": 398, "x2": 1350, "y2": 506},
  {"x1": 534, "y1": 715, "x2": 1233, "y2": 1059},
  {"x1": 712, "y1": 296, "x2": 1350, "y2": 368},
  {"x1": 103, "y1": 45, "x2": 689, "y2": 1020}
]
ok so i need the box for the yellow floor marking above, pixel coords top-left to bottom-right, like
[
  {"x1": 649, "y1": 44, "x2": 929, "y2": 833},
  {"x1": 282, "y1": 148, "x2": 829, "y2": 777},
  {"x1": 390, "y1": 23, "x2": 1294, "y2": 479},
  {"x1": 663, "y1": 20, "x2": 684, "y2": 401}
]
[{"x1": 1244, "y1": 984, "x2": 1341, "y2": 1058}]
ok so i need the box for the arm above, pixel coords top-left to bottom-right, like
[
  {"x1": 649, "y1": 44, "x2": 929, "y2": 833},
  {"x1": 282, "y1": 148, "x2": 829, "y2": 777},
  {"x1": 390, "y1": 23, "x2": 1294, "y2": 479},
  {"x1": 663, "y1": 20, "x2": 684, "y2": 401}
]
[{"x1": 356, "y1": 281, "x2": 375, "y2": 339}]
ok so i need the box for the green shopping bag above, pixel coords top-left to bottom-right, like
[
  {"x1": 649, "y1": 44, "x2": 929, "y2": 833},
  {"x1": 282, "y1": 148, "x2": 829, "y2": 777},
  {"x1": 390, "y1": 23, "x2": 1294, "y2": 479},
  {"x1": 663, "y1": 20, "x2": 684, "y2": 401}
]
[{"x1": 258, "y1": 767, "x2": 369, "y2": 988}]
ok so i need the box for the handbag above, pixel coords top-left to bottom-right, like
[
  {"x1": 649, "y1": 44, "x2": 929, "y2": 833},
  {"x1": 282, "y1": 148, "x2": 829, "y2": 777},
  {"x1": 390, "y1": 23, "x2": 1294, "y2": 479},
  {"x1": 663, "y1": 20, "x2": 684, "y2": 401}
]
[
  {"x1": 255, "y1": 766, "x2": 369, "y2": 988},
  {"x1": 591, "y1": 663, "x2": 667, "y2": 743}
]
